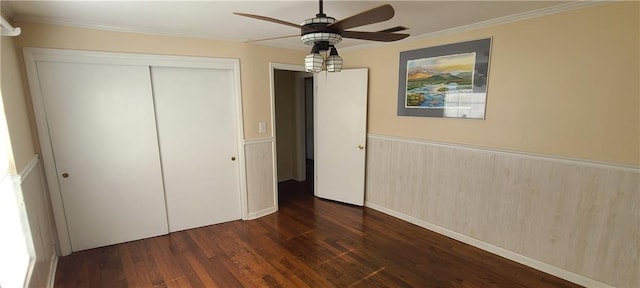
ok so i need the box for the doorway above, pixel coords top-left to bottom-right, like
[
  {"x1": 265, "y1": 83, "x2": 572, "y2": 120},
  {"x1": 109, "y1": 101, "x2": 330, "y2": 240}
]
[{"x1": 273, "y1": 68, "x2": 313, "y2": 201}]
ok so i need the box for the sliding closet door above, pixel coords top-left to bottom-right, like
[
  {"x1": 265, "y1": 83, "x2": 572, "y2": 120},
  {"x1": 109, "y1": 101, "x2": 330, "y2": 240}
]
[
  {"x1": 36, "y1": 62, "x2": 168, "y2": 251},
  {"x1": 151, "y1": 67, "x2": 241, "y2": 232}
]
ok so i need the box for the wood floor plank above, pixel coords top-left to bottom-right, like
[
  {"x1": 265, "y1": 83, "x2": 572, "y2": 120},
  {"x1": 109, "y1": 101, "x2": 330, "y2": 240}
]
[
  {"x1": 253, "y1": 240, "x2": 337, "y2": 287},
  {"x1": 135, "y1": 239, "x2": 165, "y2": 286},
  {"x1": 119, "y1": 244, "x2": 141, "y2": 287},
  {"x1": 54, "y1": 180, "x2": 583, "y2": 288}
]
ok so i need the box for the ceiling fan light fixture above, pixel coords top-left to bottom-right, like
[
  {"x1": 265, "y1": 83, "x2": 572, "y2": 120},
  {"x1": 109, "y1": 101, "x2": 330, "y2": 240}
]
[
  {"x1": 300, "y1": 16, "x2": 342, "y2": 46},
  {"x1": 325, "y1": 46, "x2": 343, "y2": 72},
  {"x1": 301, "y1": 32, "x2": 342, "y2": 46},
  {"x1": 305, "y1": 44, "x2": 324, "y2": 73},
  {"x1": 235, "y1": 1, "x2": 409, "y2": 73},
  {"x1": 301, "y1": 16, "x2": 336, "y2": 26}
]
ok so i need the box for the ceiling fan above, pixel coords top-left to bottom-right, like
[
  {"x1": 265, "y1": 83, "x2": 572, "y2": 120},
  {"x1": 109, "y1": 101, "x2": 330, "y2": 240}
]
[{"x1": 234, "y1": 0, "x2": 410, "y2": 73}]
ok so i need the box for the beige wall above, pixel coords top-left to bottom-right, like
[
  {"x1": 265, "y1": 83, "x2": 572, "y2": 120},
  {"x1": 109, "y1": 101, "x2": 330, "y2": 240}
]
[
  {"x1": 342, "y1": 1, "x2": 639, "y2": 166},
  {"x1": 13, "y1": 21, "x2": 307, "y2": 141},
  {"x1": 1, "y1": 36, "x2": 36, "y2": 172},
  {"x1": 274, "y1": 69, "x2": 296, "y2": 181}
]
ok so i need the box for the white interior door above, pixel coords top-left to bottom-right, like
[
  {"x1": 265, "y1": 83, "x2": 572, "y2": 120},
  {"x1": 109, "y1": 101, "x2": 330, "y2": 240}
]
[
  {"x1": 314, "y1": 69, "x2": 368, "y2": 206},
  {"x1": 151, "y1": 67, "x2": 241, "y2": 232},
  {"x1": 36, "y1": 62, "x2": 168, "y2": 251}
]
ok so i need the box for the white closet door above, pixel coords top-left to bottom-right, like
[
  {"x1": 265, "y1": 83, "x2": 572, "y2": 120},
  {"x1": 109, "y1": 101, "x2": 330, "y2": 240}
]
[
  {"x1": 151, "y1": 67, "x2": 241, "y2": 232},
  {"x1": 36, "y1": 62, "x2": 168, "y2": 251}
]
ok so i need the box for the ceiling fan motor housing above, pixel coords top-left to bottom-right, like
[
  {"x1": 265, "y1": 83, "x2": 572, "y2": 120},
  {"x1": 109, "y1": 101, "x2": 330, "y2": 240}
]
[{"x1": 300, "y1": 16, "x2": 342, "y2": 47}]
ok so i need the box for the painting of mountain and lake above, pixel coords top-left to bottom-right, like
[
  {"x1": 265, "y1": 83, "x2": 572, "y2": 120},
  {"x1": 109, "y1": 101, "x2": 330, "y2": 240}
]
[
  {"x1": 405, "y1": 52, "x2": 475, "y2": 109},
  {"x1": 397, "y1": 38, "x2": 492, "y2": 119}
]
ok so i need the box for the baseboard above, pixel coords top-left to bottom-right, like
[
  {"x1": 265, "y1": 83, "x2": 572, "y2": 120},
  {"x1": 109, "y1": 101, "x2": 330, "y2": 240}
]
[
  {"x1": 46, "y1": 254, "x2": 58, "y2": 288},
  {"x1": 246, "y1": 206, "x2": 277, "y2": 220},
  {"x1": 365, "y1": 201, "x2": 613, "y2": 288}
]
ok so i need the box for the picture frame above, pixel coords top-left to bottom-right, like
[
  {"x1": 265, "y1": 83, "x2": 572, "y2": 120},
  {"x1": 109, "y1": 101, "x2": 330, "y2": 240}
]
[{"x1": 397, "y1": 38, "x2": 492, "y2": 119}]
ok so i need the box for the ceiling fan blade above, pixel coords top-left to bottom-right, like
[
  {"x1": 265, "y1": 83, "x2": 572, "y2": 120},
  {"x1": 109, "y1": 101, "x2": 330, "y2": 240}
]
[
  {"x1": 245, "y1": 34, "x2": 299, "y2": 43},
  {"x1": 342, "y1": 31, "x2": 409, "y2": 42},
  {"x1": 328, "y1": 4, "x2": 395, "y2": 31},
  {"x1": 233, "y1": 12, "x2": 301, "y2": 29},
  {"x1": 377, "y1": 26, "x2": 408, "y2": 33}
]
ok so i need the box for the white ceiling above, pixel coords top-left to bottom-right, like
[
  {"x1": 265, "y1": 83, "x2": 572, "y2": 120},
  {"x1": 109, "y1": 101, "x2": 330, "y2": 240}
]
[{"x1": 3, "y1": 1, "x2": 582, "y2": 51}]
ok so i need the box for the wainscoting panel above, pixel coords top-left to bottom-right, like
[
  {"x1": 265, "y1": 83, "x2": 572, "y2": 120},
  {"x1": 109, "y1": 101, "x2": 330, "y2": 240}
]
[
  {"x1": 244, "y1": 138, "x2": 278, "y2": 219},
  {"x1": 365, "y1": 135, "x2": 639, "y2": 288},
  {"x1": 19, "y1": 156, "x2": 58, "y2": 288}
]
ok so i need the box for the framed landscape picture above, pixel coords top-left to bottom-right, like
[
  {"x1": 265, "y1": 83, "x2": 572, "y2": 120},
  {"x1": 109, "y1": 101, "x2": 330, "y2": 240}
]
[{"x1": 397, "y1": 38, "x2": 492, "y2": 119}]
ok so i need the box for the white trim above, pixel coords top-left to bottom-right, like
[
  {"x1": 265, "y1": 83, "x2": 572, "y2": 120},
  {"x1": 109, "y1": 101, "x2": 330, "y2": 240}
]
[
  {"x1": 17, "y1": 155, "x2": 39, "y2": 184},
  {"x1": 232, "y1": 59, "x2": 249, "y2": 222},
  {"x1": 368, "y1": 134, "x2": 639, "y2": 173},
  {"x1": 412, "y1": 1, "x2": 609, "y2": 43},
  {"x1": 46, "y1": 254, "x2": 58, "y2": 288},
  {"x1": 365, "y1": 201, "x2": 614, "y2": 288},
  {"x1": 1, "y1": 15, "x2": 21, "y2": 36},
  {"x1": 342, "y1": 1, "x2": 610, "y2": 52},
  {"x1": 269, "y1": 63, "x2": 307, "y2": 210},
  {"x1": 246, "y1": 206, "x2": 277, "y2": 220},
  {"x1": 294, "y1": 71, "x2": 310, "y2": 182},
  {"x1": 23, "y1": 48, "x2": 72, "y2": 255},
  {"x1": 23, "y1": 47, "x2": 247, "y2": 255},
  {"x1": 269, "y1": 62, "x2": 280, "y2": 140},
  {"x1": 270, "y1": 138, "x2": 279, "y2": 213},
  {"x1": 22, "y1": 47, "x2": 239, "y2": 68},
  {"x1": 12, "y1": 15, "x2": 242, "y2": 43},
  {"x1": 270, "y1": 63, "x2": 306, "y2": 74},
  {"x1": 269, "y1": 62, "x2": 307, "y2": 154}
]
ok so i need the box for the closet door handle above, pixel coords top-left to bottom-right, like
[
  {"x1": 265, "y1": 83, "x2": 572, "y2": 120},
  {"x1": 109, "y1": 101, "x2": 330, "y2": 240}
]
[
  {"x1": 61, "y1": 172, "x2": 70, "y2": 178},
  {"x1": 231, "y1": 157, "x2": 236, "y2": 161}
]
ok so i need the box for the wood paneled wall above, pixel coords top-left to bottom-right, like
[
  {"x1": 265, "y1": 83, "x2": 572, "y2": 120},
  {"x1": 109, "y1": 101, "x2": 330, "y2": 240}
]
[
  {"x1": 244, "y1": 139, "x2": 278, "y2": 219},
  {"x1": 365, "y1": 135, "x2": 639, "y2": 288}
]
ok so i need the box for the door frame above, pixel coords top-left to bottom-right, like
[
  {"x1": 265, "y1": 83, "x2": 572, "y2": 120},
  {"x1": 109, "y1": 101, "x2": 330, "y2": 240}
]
[
  {"x1": 23, "y1": 48, "x2": 248, "y2": 256},
  {"x1": 269, "y1": 63, "x2": 308, "y2": 186}
]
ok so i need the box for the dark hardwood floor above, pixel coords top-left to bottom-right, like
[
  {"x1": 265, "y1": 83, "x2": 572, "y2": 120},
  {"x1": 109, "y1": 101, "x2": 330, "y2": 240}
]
[{"x1": 54, "y1": 180, "x2": 582, "y2": 287}]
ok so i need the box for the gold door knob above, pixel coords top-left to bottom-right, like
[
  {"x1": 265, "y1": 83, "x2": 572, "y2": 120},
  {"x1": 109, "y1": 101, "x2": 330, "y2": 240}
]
[
  {"x1": 231, "y1": 156, "x2": 236, "y2": 161},
  {"x1": 358, "y1": 145, "x2": 364, "y2": 150}
]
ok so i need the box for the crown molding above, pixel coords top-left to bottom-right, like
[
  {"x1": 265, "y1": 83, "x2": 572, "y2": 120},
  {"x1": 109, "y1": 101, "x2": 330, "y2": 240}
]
[
  {"x1": 342, "y1": 0, "x2": 614, "y2": 52},
  {"x1": 12, "y1": 14, "x2": 312, "y2": 51},
  {"x1": 12, "y1": 15, "x2": 237, "y2": 42}
]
